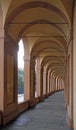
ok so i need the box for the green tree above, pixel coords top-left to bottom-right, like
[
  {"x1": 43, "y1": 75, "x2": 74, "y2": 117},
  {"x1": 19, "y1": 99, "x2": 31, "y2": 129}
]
[{"x1": 18, "y1": 68, "x2": 24, "y2": 94}]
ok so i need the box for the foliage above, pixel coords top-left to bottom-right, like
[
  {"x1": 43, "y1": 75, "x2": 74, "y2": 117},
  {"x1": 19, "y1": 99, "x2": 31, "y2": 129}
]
[{"x1": 18, "y1": 68, "x2": 24, "y2": 94}]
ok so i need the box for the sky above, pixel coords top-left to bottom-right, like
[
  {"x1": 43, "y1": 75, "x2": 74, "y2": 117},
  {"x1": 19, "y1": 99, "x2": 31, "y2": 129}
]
[{"x1": 18, "y1": 39, "x2": 24, "y2": 69}]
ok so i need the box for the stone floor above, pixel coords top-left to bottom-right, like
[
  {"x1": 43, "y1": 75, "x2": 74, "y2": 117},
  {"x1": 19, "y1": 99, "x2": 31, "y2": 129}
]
[{"x1": 0, "y1": 91, "x2": 73, "y2": 130}]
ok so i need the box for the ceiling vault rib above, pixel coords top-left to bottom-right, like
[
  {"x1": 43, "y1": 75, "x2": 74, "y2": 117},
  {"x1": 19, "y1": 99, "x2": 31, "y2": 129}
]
[
  {"x1": 32, "y1": 51, "x2": 65, "y2": 52},
  {"x1": 37, "y1": 56, "x2": 66, "y2": 58},
  {"x1": 20, "y1": 35, "x2": 66, "y2": 37},
  {"x1": 8, "y1": 22, "x2": 68, "y2": 25}
]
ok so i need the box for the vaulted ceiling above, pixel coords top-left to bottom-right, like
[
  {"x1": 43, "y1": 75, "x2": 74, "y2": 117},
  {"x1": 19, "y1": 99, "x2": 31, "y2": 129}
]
[{"x1": 0, "y1": 0, "x2": 74, "y2": 80}]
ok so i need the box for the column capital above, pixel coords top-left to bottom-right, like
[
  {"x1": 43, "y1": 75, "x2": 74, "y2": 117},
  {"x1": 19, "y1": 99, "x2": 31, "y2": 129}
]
[
  {"x1": 43, "y1": 69, "x2": 47, "y2": 74},
  {"x1": 36, "y1": 66, "x2": 41, "y2": 70},
  {"x1": 43, "y1": 65, "x2": 47, "y2": 72},
  {"x1": 68, "y1": 28, "x2": 73, "y2": 45},
  {"x1": 24, "y1": 59, "x2": 31, "y2": 61},
  {"x1": 36, "y1": 58, "x2": 41, "y2": 70},
  {"x1": 24, "y1": 56, "x2": 31, "y2": 61}
]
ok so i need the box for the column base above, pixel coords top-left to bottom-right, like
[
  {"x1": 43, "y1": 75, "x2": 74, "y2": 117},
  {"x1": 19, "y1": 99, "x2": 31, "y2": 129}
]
[
  {"x1": 30, "y1": 97, "x2": 37, "y2": 108},
  {"x1": 40, "y1": 95, "x2": 46, "y2": 101},
  {"x1": 66, "y1": 114, "x2": 73, "y2": 129},
  {"x1": 35, "y1": 97, "x2": 40, "y2": 104},
  {"x1": 18, "y1": 101, "x2": 29, "y2": 114},
  {"x1": 47, "y1": 93, "x2": 51, "y2": 96},
  {"x1": 0, "y1": 111, "x2": 2, "y2": 126},
  {"x1": 3, "y1": 109, "x2": 18, "y2": 125}
]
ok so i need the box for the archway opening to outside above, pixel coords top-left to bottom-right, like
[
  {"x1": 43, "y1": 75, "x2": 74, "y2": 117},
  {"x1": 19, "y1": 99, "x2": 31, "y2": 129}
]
[{"x1": 18, "y1": 39, "x2": 24, "y2": 103}]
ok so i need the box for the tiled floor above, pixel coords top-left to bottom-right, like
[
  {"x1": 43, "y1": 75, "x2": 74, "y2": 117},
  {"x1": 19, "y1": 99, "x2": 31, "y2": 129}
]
[{"x1": 0, "y1": 91, "x2": 73, "y2": 130}]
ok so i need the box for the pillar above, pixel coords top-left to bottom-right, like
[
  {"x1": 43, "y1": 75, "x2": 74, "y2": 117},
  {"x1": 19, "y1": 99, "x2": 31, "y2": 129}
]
[
  {"x1": 36, "y1": 57, "x2": 41, "y2": 97},
  {"x1": 43, "y1": 66, "x2": 47, "y2": 95},
  {"x1": 56, "y1": 78, "x2": 58, "y2": 91},
  {"x1": 51, "y1": 76, "x2": 53, "y2": 92},
  {"x1": 0, "y1": 6, "x2": 4, "y2": 111},
  {"x1": 60, "y1": 79, "x2": 62, "y2": 90},
  {"x1": 56, "y1": 77, "x2": 58, "y2": 91},
  {"x1": 49, "y1": 74, "x2": 52, "y2": 93},
  {"x1": 24, "y1": 58, "x2": 31, "y2": 100},
  {"x1": 47, "y1": 70, "x2": 50, "y2": 94},
  {"x1": 51, "y1": 76, "x2": 54, "y2": 92},
  {"x1": 52, "y1": 76, "x2": 55, "y2": 91},
  {"x1": 54, "y1": 77, "x2": 56, "y2": 91},
  {"x1": 58, "y1": 79, "x2": 59, "y2": 90},
  {"x1": 60, "y1": 80, "x2": 62, "y2": 90},
  {"x1": 40, "y1": 67, "x2": 43, "y2": 96},
  {"x1": 66, "y1": 29, "x2": 73, "y2": 128},
  {"x1": 0, "y1": 32, "x2": 4, "y2": 111},
  {"x1": 2, "y1": 33, "x2": 18, "y2": 125},
  {"x1": 73, "y1": 3, "x2": 76, "y2": 129},
  {"x1": 64, "y1": 69, "x2": 67, "y2": 107},
  {"x1": 23, "y1": 38, "x2": 35, "y2": 100},
  {"x1": 23, "y1": 38, "x2": 31, "y2": 100},
  {"x1": 49, "y1": 75, "x2": 52, "y2": 93},
  {"x1": 30, "y1": 57, "x2": 35, "y2": 98},
  {"x1": 59, "y1": 79, "x2": 60, "y2": 90}
]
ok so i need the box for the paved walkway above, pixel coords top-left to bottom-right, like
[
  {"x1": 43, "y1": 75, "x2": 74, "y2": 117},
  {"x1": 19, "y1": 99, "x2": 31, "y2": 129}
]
[{"x1": 1, "y1": 91, "x2": 72, "y2": 130}]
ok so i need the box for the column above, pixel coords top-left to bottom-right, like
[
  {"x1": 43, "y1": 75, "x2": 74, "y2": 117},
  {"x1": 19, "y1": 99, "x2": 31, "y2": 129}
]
[
  {"x1": 56, "y1": 77, "x2": 58, "y2": 91},
  {"x1": 24, "y1": 58, "x2": 31, "y2": 100},
  {"x1": 62, "y1": 80, "x2": 64, "y2": 89},
  {"x1": 54, "y1": 77, "x2": 56, "y2": 91},
  {"x1": 56, "y1": 78, "x2": 58, "y2": 91},
  {"x1": 49, "y1": 74, "x2": 52, "y2": 93},
  {"x1": 72, "y1": 3, "x2": 76, "y2": 129},
  {"x1": 23, "y1": 38, "x2": 31, "y2": 100},
  {"x1": 30, "y1": 57, "x2": 35, "y2": 98},
  {"x1": 67, "y1": 29, "x2": 73, "y2": 128},
  {"x1": 51, "y1": 76, "x2": 53, "y2": 92},
  {"x1": 58, "y1": 79, "x2": 59, "y2": 90},
  {"x1": 60, "y1": 79, "x2": 61, "y2": 90},
  {"x1": 2, "y1": 33, "x2": 18, "y2": 125},
  {"x1": 61, "y1": 79, "x2": 62, "y2": 90},
  {"x1": 52, "y1": 76, "x2": 55, "y2": 92},
  {"x1": 47, "y1": 70, "x2": 50, "y2": 94},
  {"x1": 59, "y1": 79, "x2": 60, "y2": 90},
  {"x1": 43, "y1": 66, "x2": 47, "y2": 95},
  {"x1": 36, "y1": 57, "x2": 41, "y2": 97},
  {"x1": 0, "y1": 34, "x2": 4, "y2": 111}
]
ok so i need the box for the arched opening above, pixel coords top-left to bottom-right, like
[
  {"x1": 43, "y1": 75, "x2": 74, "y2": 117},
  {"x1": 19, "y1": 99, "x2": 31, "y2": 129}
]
[
  {"x1": 35, "y1": 59, "x2": 37, "y2": 97},
  {"x1": 18, "y1": 39, "x2": 24, "y2": 103}
]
